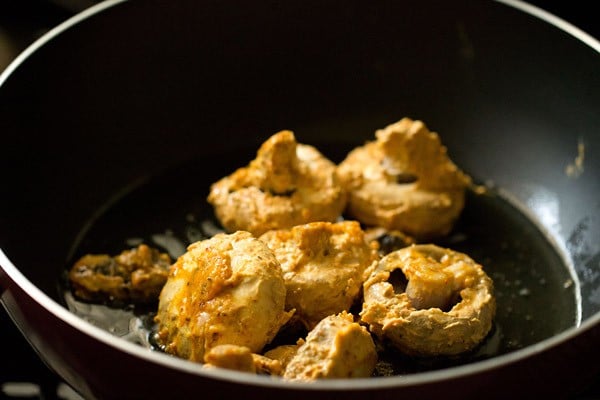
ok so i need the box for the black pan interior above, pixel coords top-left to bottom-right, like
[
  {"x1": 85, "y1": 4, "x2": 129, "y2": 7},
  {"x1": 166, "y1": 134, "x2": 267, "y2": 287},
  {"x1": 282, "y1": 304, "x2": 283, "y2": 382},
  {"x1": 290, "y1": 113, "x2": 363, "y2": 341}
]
[{"x1": 0, "y1": 0, "x2": 598, "y2": 372}]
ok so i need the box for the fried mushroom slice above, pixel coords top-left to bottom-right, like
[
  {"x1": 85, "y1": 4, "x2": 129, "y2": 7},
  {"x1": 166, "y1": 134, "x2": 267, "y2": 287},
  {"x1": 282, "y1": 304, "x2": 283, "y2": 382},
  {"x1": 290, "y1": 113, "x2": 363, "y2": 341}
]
[
  {"x1": 203, "y1": 344, "x2": 283, "y2": 375},
  {"x1": 283, "y1": 311, "x2": 377, "y2": 380},
  {"x1": 360, "y1": 244, "x2": 495, "y2": 357},
  {"x1": 263, "y1": 344, "x2": 301, "y2": 372},
  {"x1": 68, "y1": 244, "x2": 171, "y2": 304},
  {"x1": 260, "y1": 221, "x2": 379, "y2": 329},
  {"x1": 336, "y1": 118, "x2": 472, "y2": 240},
  {"x1": 154, "y1": 231, "x2": 293, "y2": 362},
  {"x1": 207, "y1": 130, "x2": 346, "y2": 236},
  {"x1": 203, "y1": 344, "x2": 257, "y2": 373}
]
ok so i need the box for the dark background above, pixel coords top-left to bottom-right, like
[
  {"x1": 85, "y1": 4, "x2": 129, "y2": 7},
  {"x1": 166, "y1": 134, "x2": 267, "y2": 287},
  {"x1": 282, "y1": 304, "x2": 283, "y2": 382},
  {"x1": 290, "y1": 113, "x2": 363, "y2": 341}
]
[{"x1": 0, "y1": 1, "x2": 598, "y2": 399}]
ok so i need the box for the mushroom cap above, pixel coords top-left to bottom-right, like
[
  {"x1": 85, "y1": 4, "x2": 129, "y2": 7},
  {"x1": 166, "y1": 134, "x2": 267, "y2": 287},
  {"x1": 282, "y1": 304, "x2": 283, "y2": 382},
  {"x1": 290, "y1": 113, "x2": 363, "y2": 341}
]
[
  {"x1": 155, "y1": 231, "x2": 292, "y2": 362},
  {"x1": 360, "y1": 244, "x2": 495, "y2": 356},
  {"x1": 208, "y1": 131, "x2": 346, "y2": 236},
  {"x1": 283, "y1": 311, "x2": 377, "y2": 380},
  {"x1": 260, "y1": 220, "x2": 379, "y2": 329},
  {"x1": 336, "y1": 118, "x2": 471, "y2": 239}
]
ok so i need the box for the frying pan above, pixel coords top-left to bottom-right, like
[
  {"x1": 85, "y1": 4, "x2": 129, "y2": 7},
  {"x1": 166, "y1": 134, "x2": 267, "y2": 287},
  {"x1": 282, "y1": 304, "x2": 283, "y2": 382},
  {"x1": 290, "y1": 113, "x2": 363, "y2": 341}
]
[{"x1": 1, "y1": 0, "x2": 599, "y2": 399}]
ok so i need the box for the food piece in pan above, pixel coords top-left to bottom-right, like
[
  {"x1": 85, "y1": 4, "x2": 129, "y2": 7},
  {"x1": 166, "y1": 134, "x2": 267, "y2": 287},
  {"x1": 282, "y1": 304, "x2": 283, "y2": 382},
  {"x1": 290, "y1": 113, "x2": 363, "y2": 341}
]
[
  {"x1": 260, "y1": 221, "x2": 379, "y2": 329},
  {"x1": 360, "y1": 244, "x2": 495, "y2": 357},
  {"x1": 203, "y1": 344, "x2": 283, "y2": 375},
  {"x1": 263, "y1": 344, "x2": 301, "y2": 372},
  {"x1": 68, "y1": 244, "x2": 171, "y2": 304},
  {"x1": 154, "y1": 231, "x2": 293, "y2": 362},
  {"x1": 283, "y1": 311, "x2": 377, "y2": 380},
  {"x1": 203, "y1": 344, "x2": 257, "y2": 373},
  {"x1": 207, "y1": 130, "x2": 346, "y2": 236},
  {"x1": 336, "y1": 117, "x2": 472, "y2": 240}
]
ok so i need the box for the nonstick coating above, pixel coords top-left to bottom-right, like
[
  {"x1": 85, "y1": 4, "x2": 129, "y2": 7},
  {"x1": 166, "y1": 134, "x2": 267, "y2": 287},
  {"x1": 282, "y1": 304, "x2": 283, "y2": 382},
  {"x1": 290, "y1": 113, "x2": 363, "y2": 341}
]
[{"x1": 0, "y1": 0, "x2": 599, "y2": 399}]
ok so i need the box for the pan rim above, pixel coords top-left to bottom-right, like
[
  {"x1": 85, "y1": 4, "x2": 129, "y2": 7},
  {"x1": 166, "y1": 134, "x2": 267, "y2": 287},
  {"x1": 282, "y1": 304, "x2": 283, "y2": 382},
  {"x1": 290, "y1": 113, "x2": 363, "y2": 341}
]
[
  {"x1": 496, "y1": 0, "x2": 600, "y2": 52},
  {"x1": 0, "y1": 0, "x2": 598, "y2": 89}
]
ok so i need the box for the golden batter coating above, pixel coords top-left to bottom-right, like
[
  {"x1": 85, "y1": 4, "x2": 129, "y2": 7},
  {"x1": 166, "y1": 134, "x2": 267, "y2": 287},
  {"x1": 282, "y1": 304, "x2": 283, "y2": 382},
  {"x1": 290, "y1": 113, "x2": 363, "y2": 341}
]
[
  {"x1": 207, "y1": 131, "x2": 346, "y2": 236},
  {"x1": 68, "y1": 244, "x2": 171, "y2": 304},
  {"x1": 154, "y1": 231, "x2": 293, "y2": 362},
  {"x1": 203, "y1": 344, "x2": 257, "y2": 373},
  {"x1": 336, "y1": 118, "x2": 471, "y2": 240},
  {"x1": 260, "y1": 221, "x2": 379, "y2": 329},
  {"x1": 203, "y1": 344, "x2": 283, "y2": 375},
  {"x1": 360, "y1": 244, "x2": 495, "y2": 357},
  {"x1": 263, "y1": 344, "x2": 300, "y2": 371},
  {"x1": 283, "y1": 311, "x2": 377, "y2": 380}
]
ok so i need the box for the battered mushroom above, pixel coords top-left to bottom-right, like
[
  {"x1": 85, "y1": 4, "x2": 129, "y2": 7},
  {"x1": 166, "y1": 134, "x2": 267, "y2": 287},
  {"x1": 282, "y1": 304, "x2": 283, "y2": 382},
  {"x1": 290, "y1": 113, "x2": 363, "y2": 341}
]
[
  {"x1": 260, "y1": 221, "x2": 379, "y2": 329},
  {"x1": 263, "y1": 344, "x2": 300, "y2": 371},
  {"x1": 360, "y1": 244, "x2": 495, "y2": 357},
  {"x1": 203, "y1": 344, "x2": 257, "y2": 373},
  {"x1": 207, "y1": 130, "x2": 346, "y2": 236},
  {"x1": 154, "y1": 231, "x2": 293, "y2": 362},
  {"x1": 68, "y1": 244, "x2": 171, "y2": 304},
  {"x1": 336, "y1": 118, "x2": 472, "y2": 240},
  {"x1": 203, "y1": 344, "x2": 283, "y2": 375},
  {"x1": 283, "y1": 311, "x2": 377, "y2": 380}
]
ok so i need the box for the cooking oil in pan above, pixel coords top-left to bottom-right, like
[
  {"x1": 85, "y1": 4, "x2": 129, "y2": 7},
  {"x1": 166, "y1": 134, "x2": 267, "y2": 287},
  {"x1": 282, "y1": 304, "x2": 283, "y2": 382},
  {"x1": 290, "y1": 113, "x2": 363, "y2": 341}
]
[{"x1": 62, "y1": 147, "x2": 579, "y2": 376}]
